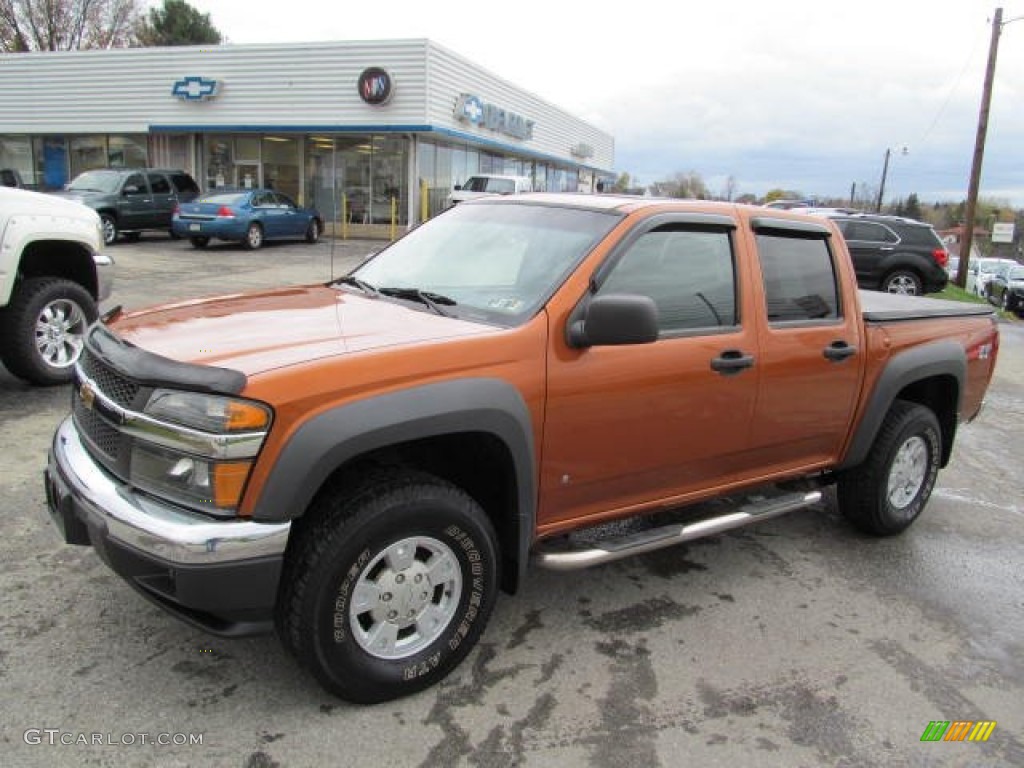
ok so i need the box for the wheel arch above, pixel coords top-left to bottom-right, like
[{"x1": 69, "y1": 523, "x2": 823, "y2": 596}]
[
  {"x1": 840, "y1": 340, "x2": 964, "y2": 471},
  {"x1": 252, "y1": 378, "x2": 536, "y2": 594},
  {"x1": 16, "y1": 239, "x2": 98, "y2": 299}
]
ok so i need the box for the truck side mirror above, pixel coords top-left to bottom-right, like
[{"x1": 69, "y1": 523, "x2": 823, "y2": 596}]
[
  {"x1": 454, "y1": 184, "x2": 462, "y2": 191},
  {"x1": 567, "y1": 294, "x2": 660, "y2": 348}
]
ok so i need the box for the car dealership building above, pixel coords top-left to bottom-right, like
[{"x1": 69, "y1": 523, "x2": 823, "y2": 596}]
[{"x1": 0, "y1": 39, "x2": 614, "y2": 236}]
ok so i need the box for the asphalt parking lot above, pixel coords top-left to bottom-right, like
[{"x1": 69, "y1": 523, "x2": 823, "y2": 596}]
[{"x1": 1, "y1": 236, "x2": 1022, "y2": 767}]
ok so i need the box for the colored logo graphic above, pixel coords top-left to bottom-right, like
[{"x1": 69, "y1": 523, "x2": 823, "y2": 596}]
[
  {"x1": 456, "y1": 94, "x2": 485, "y2": 125},
  {"x1": 358, "y1": 68, "x2": 393, "y2": 106},
  {"x1": 172, "y1": 76, "x2": 219, "y2": 101},
  {"x1": 453, "y1": 93, "x2": 534, "y2": 141},
  {"x1": 920, "y1": 720, "x2": 996, "y2": 742}
]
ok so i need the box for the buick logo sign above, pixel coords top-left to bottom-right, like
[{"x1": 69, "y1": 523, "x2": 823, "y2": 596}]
[{"x1": 358, "y1": 68, "x2": 394, "y2": 106}]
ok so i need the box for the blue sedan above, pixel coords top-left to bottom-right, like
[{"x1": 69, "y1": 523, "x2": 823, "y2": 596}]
[{"x1": 172, "y1": 189, "x2": 323, "y2": 250}]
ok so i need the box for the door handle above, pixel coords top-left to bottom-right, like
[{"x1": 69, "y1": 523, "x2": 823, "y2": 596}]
[
  {"x1": 823, "y1": 341, "x2": 857, "y2": 362},
  {"x1": 710, "y1": 349, "x2": 755, "y2": 375}
]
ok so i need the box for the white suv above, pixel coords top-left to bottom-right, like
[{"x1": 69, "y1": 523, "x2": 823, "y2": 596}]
[{"x1": 448, "y1": 174, "x2": 532, "y2": 206}]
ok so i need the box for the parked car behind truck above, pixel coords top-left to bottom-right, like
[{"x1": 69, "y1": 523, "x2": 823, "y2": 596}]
[{"x1": 45, "y1": 194, "x2": 998, "y2": 703}]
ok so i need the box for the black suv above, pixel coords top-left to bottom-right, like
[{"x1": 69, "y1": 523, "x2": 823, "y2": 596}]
[
  {"x1": 812, "y1": 212, "x2": 949, "y2": 295},
  {"x1": 53, "y1": 168, "x2": 200, "y2": 245}
]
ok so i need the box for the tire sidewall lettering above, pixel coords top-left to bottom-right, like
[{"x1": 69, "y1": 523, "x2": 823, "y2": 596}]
[{"x1": 322, "y1": 515, "x2": 493, "y2": 686}]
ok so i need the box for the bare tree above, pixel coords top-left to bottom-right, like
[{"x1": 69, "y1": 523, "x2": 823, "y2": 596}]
[{"x1": 0, "y1": 0, "x2": 141, "y2": 52}]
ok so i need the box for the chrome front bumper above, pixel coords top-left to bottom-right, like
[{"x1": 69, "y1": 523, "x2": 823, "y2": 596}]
[{"x1": 45, "y1": 416, "x2": 290, "y2": 635}]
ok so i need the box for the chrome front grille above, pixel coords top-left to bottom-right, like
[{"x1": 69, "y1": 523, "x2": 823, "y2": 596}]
[
  {"x1": 78, "y1": 348, "x2": 140, "y2": 408},
  {"x1": 72, "y1": 393, "x2": 121, "y2": 461}
]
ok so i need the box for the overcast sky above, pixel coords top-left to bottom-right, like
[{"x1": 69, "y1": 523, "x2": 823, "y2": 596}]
[{"x1": 186, "y1": 0, "x2": 1024, "y2": 207}]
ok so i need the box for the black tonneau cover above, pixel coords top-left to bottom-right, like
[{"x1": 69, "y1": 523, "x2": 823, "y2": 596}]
[{"x1": 859, "y1": 290, "x2": 995, "y2": 323}]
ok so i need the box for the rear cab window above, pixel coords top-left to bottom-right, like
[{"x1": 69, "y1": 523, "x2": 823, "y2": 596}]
[{"x1": 752, "y1": 217, "x2": 841, "y2": 324}]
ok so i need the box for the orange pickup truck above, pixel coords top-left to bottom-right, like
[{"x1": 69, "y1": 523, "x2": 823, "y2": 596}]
[{"x1": 45, "y1": 194, "x2": 999, "y2": 703}]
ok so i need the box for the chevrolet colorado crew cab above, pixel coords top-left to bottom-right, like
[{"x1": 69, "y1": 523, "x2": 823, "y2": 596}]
[
  {"x1": 45, "y1": 194, "x2": 998, "y2": 703},
  {"x1": 1, "y1": 186, "x2": 113, "y2": 384}
]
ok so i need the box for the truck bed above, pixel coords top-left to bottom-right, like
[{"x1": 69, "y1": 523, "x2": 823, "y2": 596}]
[{"x1": 858, "y1": 290, "x2": 996, "y2": 323}]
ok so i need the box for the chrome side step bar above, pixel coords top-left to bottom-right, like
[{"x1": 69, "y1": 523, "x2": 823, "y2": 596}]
[{"x1": 533, "y1": 490, "x2": 822, "y2": 571}]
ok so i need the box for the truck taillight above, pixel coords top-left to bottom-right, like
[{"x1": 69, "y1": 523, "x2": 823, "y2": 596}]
[
  {"x1": 217, "y1": 206, "x2": 235, "y2": 218},
  {"x1": 932, "y1": 248, "x2": 949, "y2": 267},
  {"x1": 172, "y1": 204, "x2": 179, "y2": 216}
]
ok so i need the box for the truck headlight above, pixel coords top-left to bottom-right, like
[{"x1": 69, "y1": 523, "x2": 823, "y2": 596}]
[
  {"x1": 127, "y1": 390, "x2": 272, "y2": 514},
  {"x1": 145, "y1": 389, "x2": 270, "y2": 432}
]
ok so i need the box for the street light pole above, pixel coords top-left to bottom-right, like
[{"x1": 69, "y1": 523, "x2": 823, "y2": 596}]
[{"x1": 955, "y1": 7, "x2": 1005, "y2": 288}]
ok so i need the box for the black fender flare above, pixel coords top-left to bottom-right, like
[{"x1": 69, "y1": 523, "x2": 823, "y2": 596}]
[
  {"x1": 251, "y1": 377, "x2": 536, "y2": 584},
  {"x1": 839, "y1": 340, "x2": 965, "y2": 470}
]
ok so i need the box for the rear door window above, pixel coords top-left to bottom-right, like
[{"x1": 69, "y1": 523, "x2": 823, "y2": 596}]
[
  {"x1": 842, "y1": 221, "x2": 898, "y2": 243},
  {"x1": 147, "y1": 173, "x2": 171, "y2": 194},
  {"x1": 757, "y1": 232, "x2": 840, "y2": 323}
]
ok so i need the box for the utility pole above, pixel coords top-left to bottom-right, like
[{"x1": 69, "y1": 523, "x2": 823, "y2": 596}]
[
  {"x1": 875, "y1": 149, "x2": 891, "y2": 213},
  {"x1": 956, "y1": 7, "x2": 1003, "y2": 288}
]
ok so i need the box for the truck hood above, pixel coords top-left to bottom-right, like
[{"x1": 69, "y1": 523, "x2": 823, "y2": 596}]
[
  {"x1": 108, "y1": 284, "x2": 496, "y2": 376},
  {"x1": 0, "y1": 186, "x2": 99, "y2": 219}
]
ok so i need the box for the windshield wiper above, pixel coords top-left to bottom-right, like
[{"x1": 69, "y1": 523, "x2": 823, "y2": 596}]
[
  {"x1": 333, "y1": 275, "x2": 379, "y2": 297},
  {"x1": 378, "y1": 287, "x2": 457, "y2": 316}
]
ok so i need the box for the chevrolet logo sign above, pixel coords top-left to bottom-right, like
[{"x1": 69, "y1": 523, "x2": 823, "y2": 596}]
[
  {"x1": 79, "y1": 380, "x2": 96, "y2": 411},
  {"x1": 172, "y1": 76, "x2": 219, "y2": 101}
]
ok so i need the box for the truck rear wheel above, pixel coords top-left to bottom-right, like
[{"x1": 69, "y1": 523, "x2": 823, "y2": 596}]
[
  {"x1": 0, "y1": 277, "x2": 97, "y2": 385},
  {"x1": 276, "y1": 470, "x2": 499, "y2": 703},
  {"x1": 837, "y1": 400, "x2": 941, "y2": 535}
]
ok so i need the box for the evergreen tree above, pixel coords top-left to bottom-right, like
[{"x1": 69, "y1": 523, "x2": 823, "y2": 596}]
[{"x1": 135, "y1": 0, "x2": 221, "y2": 46}]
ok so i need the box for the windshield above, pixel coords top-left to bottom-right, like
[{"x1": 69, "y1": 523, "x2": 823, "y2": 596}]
[
  {"x1": 350, "y1": 202, "x2": 620, "y2": 326},
  {"x1": 67, "y1": 171, "x2": 121, "y2": 194}
]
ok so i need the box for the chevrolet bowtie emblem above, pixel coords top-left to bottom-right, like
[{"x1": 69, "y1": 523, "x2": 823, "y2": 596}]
[{"x1": 80, "y1": 380, "x2": 96, "y2": 411}]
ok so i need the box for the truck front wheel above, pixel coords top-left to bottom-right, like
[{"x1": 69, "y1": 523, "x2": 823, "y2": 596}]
[
  {"x1": 276, "y1": 470, "x2": 499, "y2": 703},
  {"x1": 837, "y1": 400, "x2": 941, "y2": 535},
  {"x1": 0, "y1": 277, "x2": 97, "y2": 385}
]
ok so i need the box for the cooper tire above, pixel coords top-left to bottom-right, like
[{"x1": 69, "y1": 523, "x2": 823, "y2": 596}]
[
  {"x1": 881, "y1": 270, "x2": 923, "y2": 296},
  {"x1": 837, "y1": 400, "x2": 941, "y2": 536},
  {"x1": 276, "y1": 470, "x2": 499, "y2": 704},
  {"x1": 0, "y1": 277, "x2": 97, "y2": 385}
]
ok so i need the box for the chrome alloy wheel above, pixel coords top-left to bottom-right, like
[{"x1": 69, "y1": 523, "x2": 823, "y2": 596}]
[
  {"x1": 886, "y1": 274, "x2": 919, "y2": 295},
  {"x1": 887, "y1": 435, "x2": 928, "y2": 510},
  {"x1": 34, "y1": 297, "x2": 87, "y2": 370},
  {"x1": 349, "y1": 536, "x2": 462, "y2": 660}
]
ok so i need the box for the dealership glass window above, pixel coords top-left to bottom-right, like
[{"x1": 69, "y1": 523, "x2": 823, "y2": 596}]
[
  {"x1": 262, "y1": 136, "x2": 300, "y2": 201},
  {"x1": 451, "y1": 145, "x2": 468, "y2": 188},
  {"x1": 204, "y1": 135, "x2": 233, "y2": 189},
  {"x1": 0, "y1": 135, "x2": 34, "y2": 187},
  {"x1": 107, "y1": 135, "x2": 147, "y2": 168},
  {"x1": 416, "y1": 140, "x2": 448, "y2": 220},
  {"x1": 372, "y1": 135, "x2": 408, "y2": 226},
  {"x1": 306, "y1": 136, "x2": 339, "y2": 222},
  {"x1": 69, "y1": 136, "x2": 107, "y2": 178}
]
